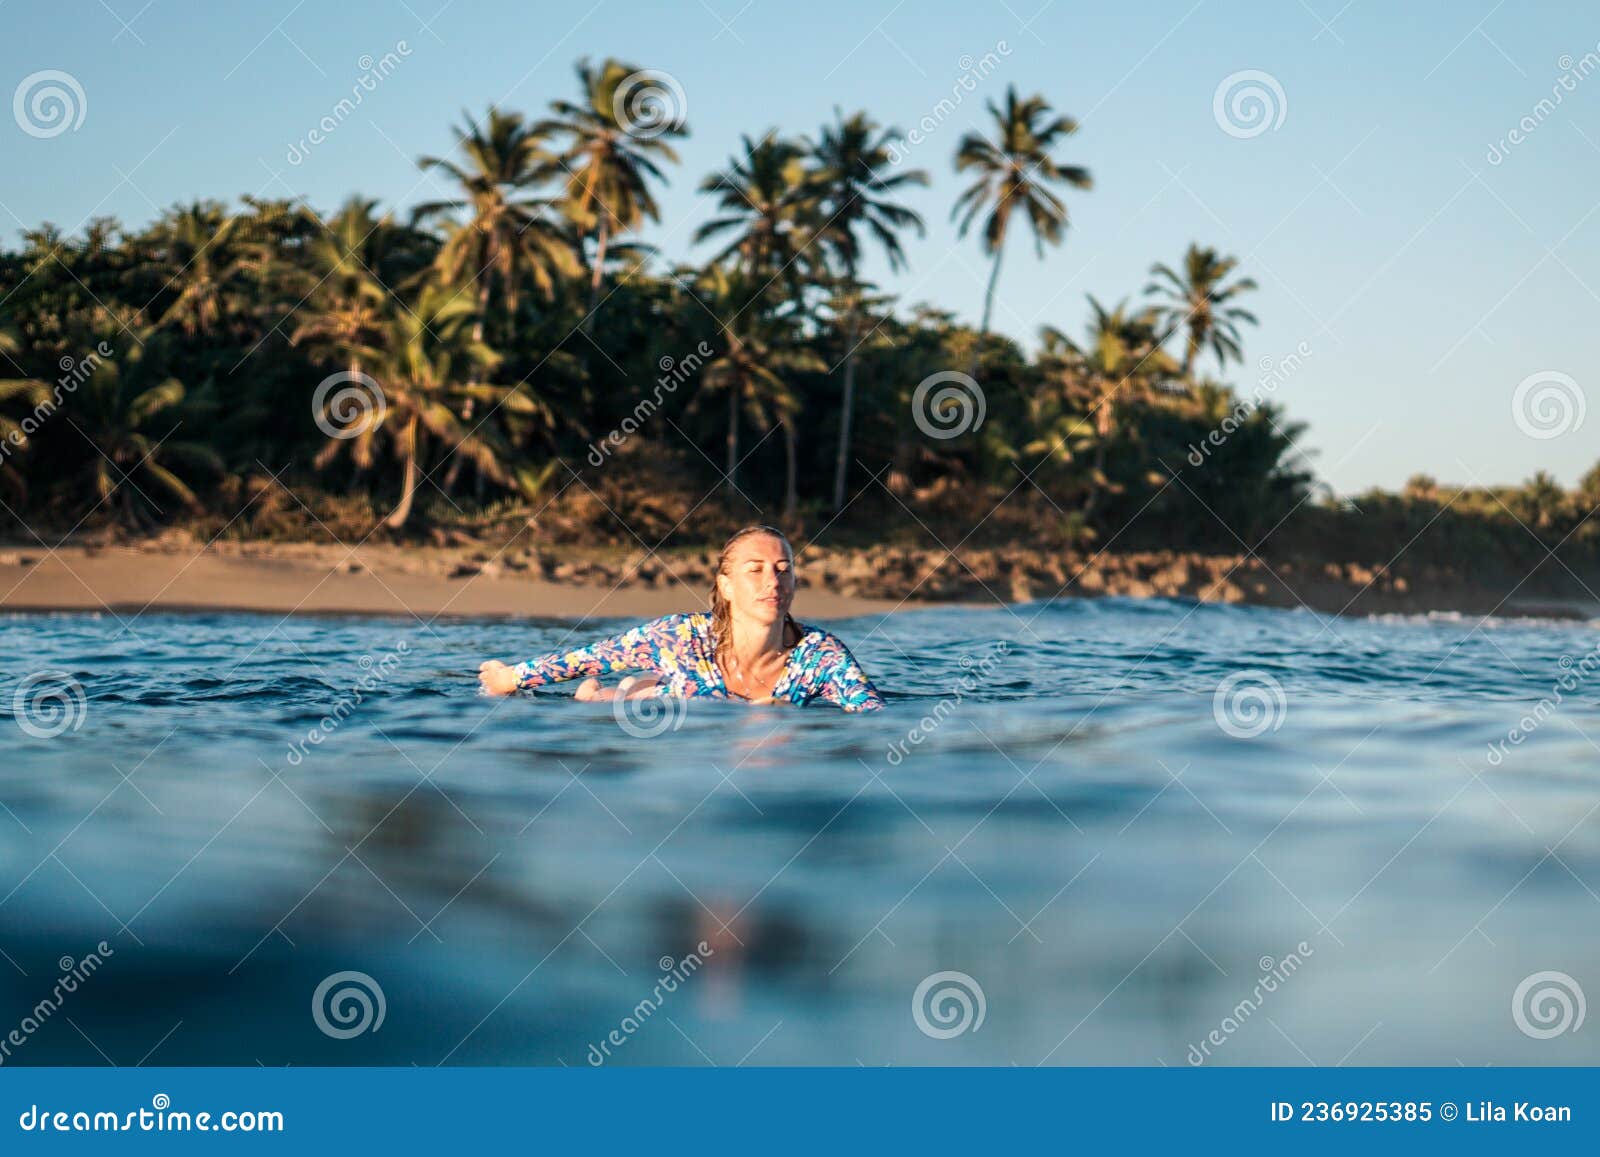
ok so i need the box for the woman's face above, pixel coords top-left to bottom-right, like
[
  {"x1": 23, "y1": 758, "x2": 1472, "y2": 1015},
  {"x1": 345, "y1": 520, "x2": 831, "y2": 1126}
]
[{"x1": 717, "y1": 534, "x2": 796, "y2": 627}]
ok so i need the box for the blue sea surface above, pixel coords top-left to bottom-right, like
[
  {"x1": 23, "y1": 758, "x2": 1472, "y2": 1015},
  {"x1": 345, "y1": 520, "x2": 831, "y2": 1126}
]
[{"x1": 1, "y1": 597, "x2": 1598, "y2": 1066}]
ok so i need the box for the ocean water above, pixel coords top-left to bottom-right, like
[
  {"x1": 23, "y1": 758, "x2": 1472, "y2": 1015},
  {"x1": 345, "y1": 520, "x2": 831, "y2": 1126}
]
[{"x1": 2, "y1": 598, "x2": 1598, "y2": 1067}]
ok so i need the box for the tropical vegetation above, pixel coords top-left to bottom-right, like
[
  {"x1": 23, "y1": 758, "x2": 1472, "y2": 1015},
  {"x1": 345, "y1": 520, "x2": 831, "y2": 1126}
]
[{"x1": 2, "y1": 60, "x2": 1592, "y2": 576}]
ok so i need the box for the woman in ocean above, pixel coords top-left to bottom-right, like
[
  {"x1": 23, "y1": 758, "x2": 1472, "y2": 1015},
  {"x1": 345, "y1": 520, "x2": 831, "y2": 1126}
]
[{"x1": 477, "y1": 525, "x2": 884, "y2": 712}]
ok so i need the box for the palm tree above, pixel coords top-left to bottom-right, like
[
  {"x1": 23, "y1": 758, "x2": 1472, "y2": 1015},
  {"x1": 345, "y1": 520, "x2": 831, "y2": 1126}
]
[
  {"x1": 1513, "y1": 470, "x2": 1569, "y2": 534},
  {"x1": 1577, "y1": 461, "x2": 1600, "y2": 515},
  {"x1": 416, "y1": 107, "x2": 578, "y2": 488},
  {"x1": 415, "y1": 107, "x2": 579, "y2": 346},
  {"x1": 1145, "y1": 244, "x2": 1258, "y2": 380},
  {"x1": 312, "y1": 282, "x2": 548, "y2": 529},
  {"x1": 1179, "y1": 379, "x2": 1311, "y2": 539},
  {"x1": 62, "y1": 337, "x2": 223, "y2": 528},
  {"x1": 807, "y1": 109, "x2": 928, "y2": 510},
  {"x1": 147, "y1": 201, "x2": 255, "y2": 338},
  {"x1": 289, "y1": 198, "x2": 417, "y2": 470},
  {"x1": 0, "y1": 324, "x2": 23, "y2": 374},
  {"x1": 694, "y1": 267, "x2": 823, "y2": 512},
  {"x1": 953, "y1": 86, "x2": 1091, "y2": 375},
  {"x1": 695, "y1": 134, "x2": 826, "y2": 511},
  {"x1": 538, "y1": 58, "x2": 686, "y2": 332},
  {"x1": 695, "y1": 132, "x2": 820, "y2": 294},
  {"x1": 290, "y1": 197, "x2": 421, "y2": 351},
  {"x1": 1043, "y1": 296, "x2": 1175, "y2": 519},
  {"x1": 0, "y1": 328, "x2": 50, "y2": 503},
  {"x1": 1402, "y1": 474, "x2": 1441, "y2": 504}
]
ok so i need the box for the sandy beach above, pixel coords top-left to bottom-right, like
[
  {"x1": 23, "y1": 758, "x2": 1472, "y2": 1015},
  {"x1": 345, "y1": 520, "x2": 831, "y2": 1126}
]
[
  {"x1": 0, "y1": 541, "x2": 905, "y2": 621},
  {"x1": 2, "y1": 537, "x2": 1595, "y2": 623}
]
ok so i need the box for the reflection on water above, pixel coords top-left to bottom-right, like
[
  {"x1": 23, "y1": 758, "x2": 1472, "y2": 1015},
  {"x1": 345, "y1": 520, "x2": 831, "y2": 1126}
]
[{"x1": 1, "y1": 599, "x2": 1599, "y2": 1065}]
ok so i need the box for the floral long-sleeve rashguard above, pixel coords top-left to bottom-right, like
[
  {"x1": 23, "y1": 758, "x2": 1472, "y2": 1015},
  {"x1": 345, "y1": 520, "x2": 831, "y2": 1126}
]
[{"x1": 512, "y1": 611, "x2": 885, "y2": 712}]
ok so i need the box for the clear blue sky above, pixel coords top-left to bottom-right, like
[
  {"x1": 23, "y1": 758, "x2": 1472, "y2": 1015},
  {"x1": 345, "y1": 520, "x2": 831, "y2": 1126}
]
[{"x1": 4, "y1": 0, "x2": 1596, "y2": 495}]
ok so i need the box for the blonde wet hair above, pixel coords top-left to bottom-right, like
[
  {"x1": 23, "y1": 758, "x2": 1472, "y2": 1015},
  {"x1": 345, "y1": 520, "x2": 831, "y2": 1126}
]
[{"x1": 710, "y1": 524, "x2": 798, "y2": 659}]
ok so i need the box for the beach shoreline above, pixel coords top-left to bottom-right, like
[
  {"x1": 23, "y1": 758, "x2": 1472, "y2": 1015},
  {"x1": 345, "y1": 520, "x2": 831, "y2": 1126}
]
[{"x1": 1, "y1": 536, "x2": 1594, "y2": 624}]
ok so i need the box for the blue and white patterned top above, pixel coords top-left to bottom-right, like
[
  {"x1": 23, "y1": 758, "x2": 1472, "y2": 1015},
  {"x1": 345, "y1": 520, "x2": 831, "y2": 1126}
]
[{"x1": 513, "y1": 611, "x2": 884, "y2": 712}]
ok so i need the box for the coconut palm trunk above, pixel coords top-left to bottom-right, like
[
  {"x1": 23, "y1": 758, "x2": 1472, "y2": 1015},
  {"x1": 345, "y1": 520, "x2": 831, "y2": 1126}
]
[
  {"x1": 442, "y1": 262, "x2": 493, "y2": 496},
  {"x1": 583, "y1": 217, "x2": 610, "y2": 335},
  {"x1": 831, "y1": 304, "x2": 860, "y2": 511},
  {"x1": 969, "y1": 242, "x2": 1004, "y2": 380},
  {"x1": 385, "y1": 416, "x2": 422, "y2": 529},
  {"x1": 1082, "y1": 407, "x2": 1112, "y2": 521},
  {"x1": 805, "y1": 112, "x2": 929, "y2": 509},
  {"x1": 783, "y1": 418, "x2": 798, "y2": 519},
  {"x1": 726, "y1": 384, "x2": 740, "y2": 494}
]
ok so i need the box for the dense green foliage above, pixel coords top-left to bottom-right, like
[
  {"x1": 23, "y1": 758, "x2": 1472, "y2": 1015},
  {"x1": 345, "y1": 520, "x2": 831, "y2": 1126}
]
[{"x1": 1, "y1": 61, "x2": 1588, "y2": 563}]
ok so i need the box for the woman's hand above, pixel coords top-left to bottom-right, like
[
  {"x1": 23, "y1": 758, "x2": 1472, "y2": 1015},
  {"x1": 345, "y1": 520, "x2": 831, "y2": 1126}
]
[
  {"x1": 478, "y1": 660, "x2": 520, "y2": 696},
  {"x1": 575, "y1": 674, "x2": 663, "y2": 702}
]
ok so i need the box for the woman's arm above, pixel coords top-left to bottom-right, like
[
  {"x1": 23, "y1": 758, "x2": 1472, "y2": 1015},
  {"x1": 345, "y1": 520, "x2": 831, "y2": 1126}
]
[
  {"x1": 813, "y1": 637, "x2": 885, "y2": 713},
  {"x1": 478, "y1": 615, "x2": 677, "y2": 695}
]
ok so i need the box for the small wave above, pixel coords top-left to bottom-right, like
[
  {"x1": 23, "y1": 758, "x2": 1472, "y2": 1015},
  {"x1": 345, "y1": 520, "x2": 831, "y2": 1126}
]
[{"x1": 1365, "y1": 609, "x2": 1600, "y2": 630}]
